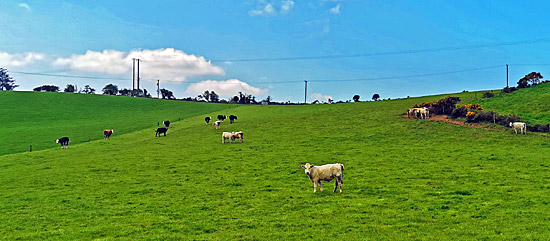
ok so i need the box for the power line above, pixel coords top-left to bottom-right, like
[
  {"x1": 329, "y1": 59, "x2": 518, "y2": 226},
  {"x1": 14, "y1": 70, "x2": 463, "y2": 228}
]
[
  {"x1": 11, "y1": 65, "x2": 505, "y2": 85},
  {"x1": 199, "y1": 38, "x2": 550, "y2": 62},
  {"x1": 307, "y1": 65, "x2": 504, "y2": 83},
  {"x1": 11, "y1": 71, "x2": 128, "y2": 81}
]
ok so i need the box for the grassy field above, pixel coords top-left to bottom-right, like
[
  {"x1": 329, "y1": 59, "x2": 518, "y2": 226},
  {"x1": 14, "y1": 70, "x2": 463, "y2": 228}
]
[
  {"x1": 0, "y1": 91, "x2": 235, "y2": 156},
  {"x1": 1, "y1": 91, "x2": 550, "y2": 239},
  {"x1": 472, "y1": 82, "x2": 550, "y2": 125}
]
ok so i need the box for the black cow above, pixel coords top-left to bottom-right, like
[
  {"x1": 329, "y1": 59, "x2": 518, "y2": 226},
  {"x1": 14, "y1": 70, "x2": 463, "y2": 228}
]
[
  {"x1": 217, "y1": 115, "x2": 227, "y2": 122},
  {"x1": 156, "y1": 127, "x2": 168, "y2": 137},
  {"x1": 229, "y1": 115, "x2": 237, "y2": 124},
  {"x1": 163, "y1": 121, "x2": 171, "y2": 128},
  {"x1": 205, "y1": 116, "x2": 211, "y2": 125},
  {"x1": 56, "y1": 137, "x2": 69, "y2": 149}
]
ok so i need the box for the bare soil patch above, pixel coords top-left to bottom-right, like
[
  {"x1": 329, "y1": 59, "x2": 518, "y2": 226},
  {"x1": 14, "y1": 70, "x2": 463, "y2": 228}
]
[{"x1": 403, "y1": 114, "x2": 495, "y2": 130}]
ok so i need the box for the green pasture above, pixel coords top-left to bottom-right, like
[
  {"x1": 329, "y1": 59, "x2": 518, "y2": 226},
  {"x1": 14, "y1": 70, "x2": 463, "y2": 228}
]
[
  {"x1": 0, "y1": 91, "x2": 235, "y2": 156},
  {"x1": 472, "y1": 82, "x2": 550, "y2": 125},
  {"x1": 1, "y1": 91, "x2": 550, "y2": 239}
]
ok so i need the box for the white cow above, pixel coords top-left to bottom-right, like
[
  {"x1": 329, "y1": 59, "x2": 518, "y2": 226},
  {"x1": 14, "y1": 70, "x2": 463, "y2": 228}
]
[
  {"x1": 301, "y1": 163, "x2": 344, "y2": 193},
  {"x1": 222, "y1": 132, "x2": 235, "y2": 143},
  {"x1": 509, "y1": 122, "x2": 526, "y2": 135}
]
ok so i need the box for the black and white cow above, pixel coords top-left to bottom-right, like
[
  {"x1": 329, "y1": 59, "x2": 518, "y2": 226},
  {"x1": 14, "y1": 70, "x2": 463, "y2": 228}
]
[
  {"x1": 205, "y1": 116, "x2": 212, "y2": 125},
  {"x1": 229, "y1": 115, "x2": 237, "y2": 124},
  {"x1": 56, "y1": 137, "x2": 69, "y2": 149},
  {"x1": 156, "y1": 127, "x2": 168, "y2": 137},
  {"x1": 217, "y1": 115, "x2": 227, "y2": 122},
  {"x1": 163, "y1": 121, "x2": 171, "y2": 128}
]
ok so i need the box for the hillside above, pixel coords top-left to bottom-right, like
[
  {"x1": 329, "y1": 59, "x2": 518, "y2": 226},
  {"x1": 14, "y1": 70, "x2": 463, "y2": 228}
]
[
  {"x1": 472, "y1": 82, "x2": 550, "y2": 125},
  {"x1": 1, "y1": 91, "x2": 550, "y2": 239},
  {"x1": 0, "y1": 91, "x2": 235, "y2": 156}
]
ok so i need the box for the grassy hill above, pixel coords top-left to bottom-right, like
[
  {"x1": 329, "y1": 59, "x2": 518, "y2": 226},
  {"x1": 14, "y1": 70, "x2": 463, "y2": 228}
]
[
  {"x1": 472, "y1": 82, "x2": 550, "y2": 125},
  {"x1": 0, "y1": 91, "x2": 235, "y2": 156},
  {"x1": 1, "y1": 91, "x2": 550, "y2": 239}
]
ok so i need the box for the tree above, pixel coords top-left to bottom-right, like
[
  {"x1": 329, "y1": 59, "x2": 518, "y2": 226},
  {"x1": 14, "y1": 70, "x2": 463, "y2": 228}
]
[
  {"x1": 33, "y1": 85, "x2": 60, "y2": 92},
  {"x1": 160, "y1": 88, "x2": 175, "y2": 99},
  {"x1": 518, "y1": 72, "x2": 543, "y2": 88},
  {"x1": 118, "y1": 88, "x2": 131, "y2": 96},
  {"x1": 83, "y1": 85, "x2": 95, "y2": 94},
  {"x1": 209, "y1": 91, "x2": 219, "y2": 102},
  {"x1": 64, "y1": 84, "x2": 76, "y2": 93},
  {"x1": 102, "y1": 83, "x2": 119, "y2": 95},
  {"x1": 328, "y1": 98, "x2": 333, "y2": 104},
  {"x1": 372, "y1": 93, "x2": 380, "y2": 101},
  {"x1": 353, "y1": 95, "x2": 360, "y2": 102},
  {"x1": 232, "y1": 96, "x2": 239, "y2": 102},
  {"x1": 0, "y1": 68, "x2": 18, "y2": 91}
]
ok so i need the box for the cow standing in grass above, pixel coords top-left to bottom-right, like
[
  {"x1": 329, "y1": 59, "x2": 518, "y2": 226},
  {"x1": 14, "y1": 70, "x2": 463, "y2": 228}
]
[
  {"x1": 229, "y1": 115, "x2": 237, "y2": 124},
  {"x1": 56, "y1": 137, "x2": 69, "y2": 149},
  {"x1": 205, "y1": 116, "x2": 212, "y2": 125},
  {"x1": 222, "y1": 132, "x2": 235, "y2": 143},
  {"x1": 301, "y1": 163, "x2": 344, "y2": 193},
  {"x1": 217, "y1": 115, "x2": 227, "y2": 122},
  {"x1": 104, "y1": 129, "x2": 114, "y2": 139},
  {"x1": 213, "y1": 121, "x2": 221, "y2": 130},
  {"x1": 156, "y1": 127, "x2": 168, "y2": 137},
  {"x1": 233, "y1": 131, "x2": 244, "y2": 143},
  {"x1": 509, "y1": 122, "x2": 527, "y2": 135}
]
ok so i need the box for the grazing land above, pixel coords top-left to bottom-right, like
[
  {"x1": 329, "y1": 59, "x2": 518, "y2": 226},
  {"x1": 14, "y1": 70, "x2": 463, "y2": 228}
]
[
  {"x1": 472, "y1": 82, "x2": 550, "y2": 125},
  {"x1": 1, "y1": 91, "x2": 549, "y2": 240},
  {"x1": 0, "y1": 91, "x2": 235, "y2": 156}
]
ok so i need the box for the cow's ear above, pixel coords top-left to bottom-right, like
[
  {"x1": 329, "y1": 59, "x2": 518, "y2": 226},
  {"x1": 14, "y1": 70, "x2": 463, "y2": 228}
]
[
  {"x1": 300, "y1": 165, "x2": 305, "y2": 169},
  {"x1": 310, "y1": 165, "x2": 315, "y2": 167}
]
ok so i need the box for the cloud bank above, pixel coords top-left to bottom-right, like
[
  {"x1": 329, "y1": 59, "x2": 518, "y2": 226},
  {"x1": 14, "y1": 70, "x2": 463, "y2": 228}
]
[
  {"x1": 186, "y1": 79, "x2": 267, "y2": 97},
  {"x1": 0, "y1": 51, "x2": 45, "y2": 67},
  {"x1": 311, "y1": 93, "x2": 333, "y2": 102},
  {"x1": 53, "y1": 48, "x2": 225, "y2": 83}
]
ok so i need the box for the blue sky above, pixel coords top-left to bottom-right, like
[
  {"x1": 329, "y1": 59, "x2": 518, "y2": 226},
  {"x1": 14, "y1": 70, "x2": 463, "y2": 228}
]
[{"x1": 1, "y1": 0, "x2": 549, "y2": 102}]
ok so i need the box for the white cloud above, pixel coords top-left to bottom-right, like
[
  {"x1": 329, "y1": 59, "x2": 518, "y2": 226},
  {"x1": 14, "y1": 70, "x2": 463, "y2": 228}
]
[
  {"x1": 281, "y1": 1, "x2": 295, "y2": 13},
  {"x1": 249, "y1": 3, "x2": 275, "y2": 16},
  {"x1": 249, "y1": 1, "x2": 294, "y2": 16},
  {"x1": 0, "y1": 51, "x2": 45, "y2": 67},
  {"x1": 53, "y1": 48, "x2": 225, "y2": 83},
  {"x1": 311, "y1": 93, "x2": 333, "y2": 102},
  {"x1": 329, "y1": 3, "x2": 341, "y2": 14},
  {"x1": 186, "y1": 79, "x2": 267, "y2": 97},
  {"x1": 18, "y1": 3, "x2": 31, "y2": 12}
]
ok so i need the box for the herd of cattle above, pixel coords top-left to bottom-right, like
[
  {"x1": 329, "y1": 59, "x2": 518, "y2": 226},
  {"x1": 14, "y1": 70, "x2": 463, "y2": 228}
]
[
  {"x1": 53, "y1": 112, "x2": 345, "y2": 193},
  {"x1": 407, "y1": 107, "x2": 528, "y2": 135}
]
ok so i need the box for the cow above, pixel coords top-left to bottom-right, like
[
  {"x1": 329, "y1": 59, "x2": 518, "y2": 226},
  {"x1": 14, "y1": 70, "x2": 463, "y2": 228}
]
[
  {"x1": 163, "y1": 121, "x2": 171, "y2": 128},
  {"x1": 217, "y1": 115, "x2": 227, "y2": 122},
  {"x1": 509, "y1": 122, "x2": 527, "y2": 135},
  {"x1": 156, "y1": 127, "x2": 168, "y2": 137},
  {"x1": 229, "y1": 115, "x2": 237, "y2": 124},
  {"x1": 212, "y1": 120, "x2": 221, "y2": 130},
  {"x1": 103, "y1": 129, "x2": 114, "y2": 139},
  {"x1": 301, "y1": 163, "x2": 344, "y2": 193},
  {"x1": 233, "y1": 131, "x2": 244, "y2": 143},
  {"x1": 222, "y1": 132, "x2": 236, "y2": 143},
  {"x1": 56, "y1": 137, "x2": 70, "y2": 149},
  {"x1": 205, "y1": 116, "x2": 212, "y2": 125}
]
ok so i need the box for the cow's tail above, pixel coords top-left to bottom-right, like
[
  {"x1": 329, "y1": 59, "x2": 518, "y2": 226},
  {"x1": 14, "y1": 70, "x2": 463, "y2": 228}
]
[{"x1": 339, "y1": 163, "x2": 344, "y2": 183}]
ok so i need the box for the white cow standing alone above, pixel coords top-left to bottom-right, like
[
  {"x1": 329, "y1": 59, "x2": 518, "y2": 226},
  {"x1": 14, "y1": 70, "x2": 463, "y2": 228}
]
[
  {"x1": 222, "y1": 132, "x2": 235, "y2": 143},
  {"x1": 509, "y1": 122, "x2": 527, "y2": 135},
  {"x1": 301, "y1": 163, "x2": 344, "y2": 193}
]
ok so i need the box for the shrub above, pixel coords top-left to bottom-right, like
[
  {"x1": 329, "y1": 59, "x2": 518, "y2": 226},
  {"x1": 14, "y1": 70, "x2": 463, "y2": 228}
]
[
  {"x1": 502, "y1": 86, "x2": 517, "y2": 94},
  {"x1": 482, "y1": 92, "x2": 494, "y2": 98}
]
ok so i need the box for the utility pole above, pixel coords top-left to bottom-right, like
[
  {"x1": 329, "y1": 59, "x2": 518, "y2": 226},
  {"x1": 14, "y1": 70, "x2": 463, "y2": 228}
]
[
  {"x1": 137, "y1": 59, "x2": 141, "y2": 92},
  {"x1": 157, "y1": 79, "x2": 160, "y2": 99},
  {"x1": 132, "y1": 58, "x2": 135, "y2": 91},
  {"x1": 506, "y1": 64, "x2": 509, "y2": 88},
  {"x1": 304, "y1": 80, "x2": 308, "y2": 104}
]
